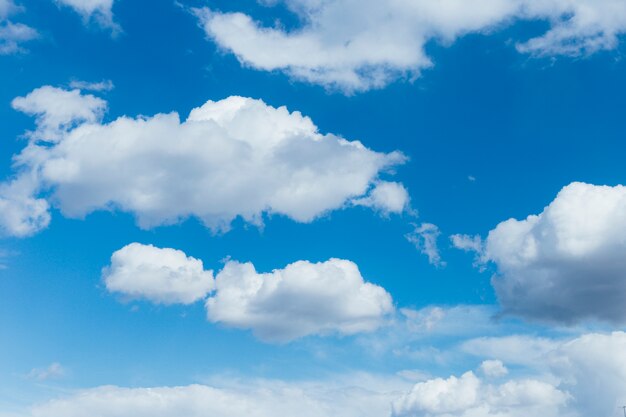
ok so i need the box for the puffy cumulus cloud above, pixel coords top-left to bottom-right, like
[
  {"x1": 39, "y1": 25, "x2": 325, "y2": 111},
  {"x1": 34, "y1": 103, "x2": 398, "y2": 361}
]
[
  {"x1": 392, "y1": 371, "x2": 568, "y2": 417},
  {"x1": 103, "y1": 243, "x2": 214, "y2": 305},
  {"x1": 3, "y1": 86, "x2": 406, "y2": 236},
  {"x1": 22, "y1": 376, "x2": 405, "y2": 417},
  {"x1": 55, "y1": 0, "x2": 120, "y2": 33},
  {"x1": 352, "y1": 181, "x2": 410, "y2": 215},
  {"x1": 11, "y1": 86, "x2": 107, "y2": 142},
  {"x1": 195, "y1": 0, "x2": 626, "y2": 92},
  {"x1": 206, "y1": 258, "x2": 394, "y2": 342},
  {"x1": 405, "y1": 223, "x2": 445, "y2": 267},
  {"x1": 0, "y1": 0, "x2": 37, "y2": 54},
  {"x1": 467, "y1": 182, "x2": 626, "y2": 324}
]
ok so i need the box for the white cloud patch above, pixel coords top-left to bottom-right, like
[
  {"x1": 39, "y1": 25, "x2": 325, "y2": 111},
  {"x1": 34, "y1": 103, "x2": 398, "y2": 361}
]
[
  {"x1": 0, "y1": 0, "x2": 37, "y2": 54},
  {"x1": 55, "y1": 0, "x2": 120, "y2": 33},
  {"x1": 352, "y1": 181, "x2": 410, "y2": 215},
  {"x1": 103, "y1": 243, "x2": 215, "y2": 305},
  {"x1": 20, "y1": 375, "x2": 406, "y2": 417},
  {"x1": 68, "y1": 79, "x2": 114, "y2": 91},
  {"x1": 462, "y1": 182, "x2": 626, "y2": 325},
  {"x1": 3, "y1": 86, "x2": 406, "y2": 236},
  {"x1": 480, "y1": 359, "x2": 509, "y2": 378},
  {"x1": 406, "y1": 223, "x2": 445, "y2": 267},
  {"x1": 195, "y1": 0, "x2": 626, "y2": 92},
  {"x1": 11, "y1": 86, "x2": 107, "y2": 142},
  {"x1": 392, "y1": 371, "x2": 569, "y2": 417},
  {"x1": 0, "y1": 173, "x2": 50, "y2": 237},
  {"x1": 207, "y1": 258, "x2": 394, "y2": 342}
]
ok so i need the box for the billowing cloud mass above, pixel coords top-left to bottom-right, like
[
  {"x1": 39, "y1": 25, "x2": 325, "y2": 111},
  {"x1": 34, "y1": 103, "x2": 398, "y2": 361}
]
[
  {"x1": 55, "y1": 0, "x2": 119, "y2": 32},
  {"x1": 392, "y1": 371, "x2": 568, "y2": 417},
  {"x1": 196, "y1": 0, "x2": 626, "y2": 92},
  {"x1": 103, "y1": 243, "x2": 215, "y2": 305},
  {"x1": 206, "y1": 258, "x2": 394, "y2": 342},
  {"x1": 1, "y1": 86, "x2": 406, "y2": 236},
  {"x1": 0, "y1": 0, "x2": 37, "y2": 54},
  {"x1": 459, "y1": 182, "x2": 626, "y2": 324}
]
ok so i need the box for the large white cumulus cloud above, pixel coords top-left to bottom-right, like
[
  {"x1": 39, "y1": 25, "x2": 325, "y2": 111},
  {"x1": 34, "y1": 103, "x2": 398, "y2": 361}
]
[
  {"x1": 206, "y1": 258, "x2": 394, "y2": 342},
  {"x1": 1, "y1": 86, "x2": 407, "y2": 236},
  {"x1": 461, "y1": 182, "x2": 626, "y2": 324},
  {"x1": 103, "y1": 243, "x2": 215, "y2": 305},
  {"x1": 196, "y1": 0, "x2": 626, "y2": 92}
]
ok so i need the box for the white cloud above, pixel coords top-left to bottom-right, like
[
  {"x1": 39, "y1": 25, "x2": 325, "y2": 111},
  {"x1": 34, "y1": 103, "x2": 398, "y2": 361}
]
[
  {"x1": 11, "y1": 86, "x2": 107, "y2": 142},
  {"x1": 206, "y1": 258, "x2": 394, "y2": 342},
  {"x1": 103, "y1": 243, "x2": 215, "y2": 305},
  {"x1": 68, "y1": 79, "x2": 114, "y2": 91},
  {"x1": 392, "y1": 371, "x2": 568, "y2": 417},
  {"x1": 0, "y1": 174, "x2": 50, "y2": 237},
  {"x1": 4, "y1": 86, "x2": 406, "y2": 236},
  {"x1": 55, "y1": 0, "x2": 120, "y2": 33},
  {"x1": 480, "y1": 359, "x2": 509, "y2": 378},
  {"x1": 195, "y1": 0, "x2": 626, "y2": 92},
  {"x1": 462, "y1": 335, "x2": 560, "y2": 368},
  {"x1": 0, "y1": 1, "x2": 37, "y2": 54},
  {"x1": 468, "y1": 182, "x2": 626, "y2": 324},
  {"x1": 352, "y1": 181, "x2": 410, "y2": 215},
  {"x1": 22, "y1": 375, "x2": 406, "y2": 417},
  {"x1": 461, "y1": 331, "x2": 626, "y2": 417},
  {"x1": 406, "y1": 223, "x2": 446, "y2": 267}
]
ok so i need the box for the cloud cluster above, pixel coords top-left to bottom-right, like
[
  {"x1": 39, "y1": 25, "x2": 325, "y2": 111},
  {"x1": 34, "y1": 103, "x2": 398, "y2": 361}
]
[
  {"x1": 392, "y1": 371, "x2": 568, "y2": 417},
  {"x1": 0, "y1": 0, "x2": 37, "y2": 54},
  {"x1": 102, "y1": 243, "x2": 394, "y2": 342},
  {"x1": 103, "y1": 243, "x2": 215, "y2": 305},
  {"x1": 196, "y1": 0, "x2": 626, "y2": 92},
  {"x1": 456, "y1": 182, "x2": 626, "y2": 325},
  {"x1": 2, "y1": 86, "x2": 407, "y2": 237}
]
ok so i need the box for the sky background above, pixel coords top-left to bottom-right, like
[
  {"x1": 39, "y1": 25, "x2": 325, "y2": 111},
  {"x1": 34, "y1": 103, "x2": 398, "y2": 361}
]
[{"x1": 2, "y1": 1, "x2": 626, "y2": 416}]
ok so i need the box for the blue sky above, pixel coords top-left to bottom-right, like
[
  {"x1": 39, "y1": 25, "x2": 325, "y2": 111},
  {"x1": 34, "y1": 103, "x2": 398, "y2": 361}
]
[{"x1": 2, "y1": 1, "x2": 626, "y2": 416}]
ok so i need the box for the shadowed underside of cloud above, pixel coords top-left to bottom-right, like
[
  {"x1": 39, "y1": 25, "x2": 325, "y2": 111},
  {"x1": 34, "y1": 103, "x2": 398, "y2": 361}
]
[
  {"x1": 0, "y1": 85, "x2": 408, "y2": 237},
  {"x1": 195, "y1": 0, "x2": 626, "y2": 92},
  {"x1": 453, "y1": 182, "x2": 626, "y2": 325}
]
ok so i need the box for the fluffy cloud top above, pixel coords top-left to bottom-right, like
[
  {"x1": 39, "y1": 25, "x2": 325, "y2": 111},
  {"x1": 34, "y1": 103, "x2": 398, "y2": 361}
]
[
  {"x1": 196, "y1": 0, "x2": 626, "y2": 92},
  {"x1": 392, "y1": 371, "x2": 568, "y2": 417},
  {"x1": 103, "y1": 243, "x2": 215, "y2": 305},
  {"x1": 2, "y1": 86, "x2": 406, "y2": 236},
  {"x1": 466, "y1": 182, "x2": 626, "y2": 324},
  {"x1": 206, "y1": 258, "x2": 394, "y2": 342},
  {"x1": 102, "y1": 244, "x2": 394, "y2": 342},
  {"x1": 55, "y1": 0, "x2": 119, "y2": 32},
  {"x1": 0, "y1": 0, "x2": 37, "y2": 54}
]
